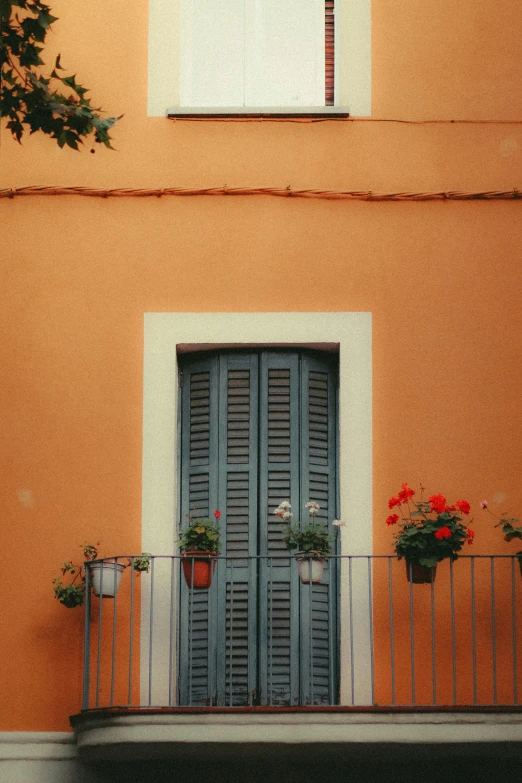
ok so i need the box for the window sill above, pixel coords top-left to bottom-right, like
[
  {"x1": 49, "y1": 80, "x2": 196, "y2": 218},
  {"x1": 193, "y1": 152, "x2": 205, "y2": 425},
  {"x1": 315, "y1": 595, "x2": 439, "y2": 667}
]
[{"x1": 166, "y1": 106, "x2": 350, "y2": 119}]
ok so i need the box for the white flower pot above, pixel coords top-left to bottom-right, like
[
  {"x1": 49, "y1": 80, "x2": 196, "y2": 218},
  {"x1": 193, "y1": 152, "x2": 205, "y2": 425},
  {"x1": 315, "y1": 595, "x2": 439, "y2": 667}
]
[
  {"x1": 90, "y1": 562, "x2": 126, "y2": 597},
  {"x1": 294, "y1": 552, "x2": 326, "y2": 584}
]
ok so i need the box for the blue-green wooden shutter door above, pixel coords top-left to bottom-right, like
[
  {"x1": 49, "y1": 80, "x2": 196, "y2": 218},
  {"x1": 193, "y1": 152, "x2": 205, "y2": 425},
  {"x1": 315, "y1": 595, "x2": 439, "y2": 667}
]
[
  {"x1": 259, "y1": 352, "x2": 301, "y2": 705},
  {"x1": 179, "y1": 350, "x2": 338, "y2": 707},
  {"x1": 179, "y1": 354, "x2": 220, "y2": 706},
  {"x1": 216, "y1": 352, "x2": 259, "y2": 706},
  {"x1": 299, "y1": 353, "x2": 338, "y2": 705}
]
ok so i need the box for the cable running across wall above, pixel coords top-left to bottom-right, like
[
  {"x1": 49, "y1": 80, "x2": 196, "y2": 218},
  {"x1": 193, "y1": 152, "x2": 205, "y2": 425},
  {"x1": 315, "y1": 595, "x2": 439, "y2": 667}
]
[{"x1": 1, "y1": 186, "x2": 521, "y2": 202}]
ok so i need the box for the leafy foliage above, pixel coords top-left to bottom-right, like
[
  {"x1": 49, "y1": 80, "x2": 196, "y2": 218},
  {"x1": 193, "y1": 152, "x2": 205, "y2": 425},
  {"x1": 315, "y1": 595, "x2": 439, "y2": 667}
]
[
  {"x1": 52, "y1": 543, "x2": 151, "y2": 608},
  {"x1": 387, "y1": 483, "x2": 473, "y2": 568},
  {"x1": 1, "y1": 0, "x2": 120, "y2": 148},
  {"x1": 274, "y1": 501, "x2": 332, "y2": 556},
  {"x1": 282, "y1": 522, "x2": 331, "y2": 556},
  {"x1": 179, "y1": 512, "x2": 222, "y2": 554}
]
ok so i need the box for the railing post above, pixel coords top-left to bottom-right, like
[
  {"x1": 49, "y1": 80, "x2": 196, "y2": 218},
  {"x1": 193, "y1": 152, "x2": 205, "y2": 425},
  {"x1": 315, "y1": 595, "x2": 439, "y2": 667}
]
[{"x1": 81, "y1": 562, "x2": 91, "y2": 710}]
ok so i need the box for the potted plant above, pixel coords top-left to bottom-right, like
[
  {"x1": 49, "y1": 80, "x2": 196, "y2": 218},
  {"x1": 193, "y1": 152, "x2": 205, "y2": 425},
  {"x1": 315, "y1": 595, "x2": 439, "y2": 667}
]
[
  {"x1": 481, "y1": 500, "x2": 522, "y2": 574},
  {"x1": 386, "y1": 483, "x2": 474, "y2": 583},
  {"x1": 52, "y1": 542, "x2": 151, "y2": 607},
  {"x1": 275, "y1": 501, "x2": 332, "y2": 584},
  {"x1": 179, "y1": 510, "x2": 221, "y2": 589}
]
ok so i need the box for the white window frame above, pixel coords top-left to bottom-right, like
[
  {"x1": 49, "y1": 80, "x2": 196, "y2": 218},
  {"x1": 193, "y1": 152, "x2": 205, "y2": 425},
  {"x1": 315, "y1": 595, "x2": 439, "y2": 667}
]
[
  {"x1": 148, "y1": 0, "x2": 371, "y2": 116},
  {"x1": 142, "y1": 312, "x2": 373, "y2": 706}
]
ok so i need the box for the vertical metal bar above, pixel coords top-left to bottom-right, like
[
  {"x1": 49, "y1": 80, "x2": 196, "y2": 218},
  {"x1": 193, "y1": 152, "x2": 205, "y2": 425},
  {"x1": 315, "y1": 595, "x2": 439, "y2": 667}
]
[
  {"x1": 367, "y1": 557, "x2": 374, "y2": 706},
  {"x1": 96, "y1": 562, "x2": 104, "y2": 709},
  {"x1": 207, "y1": 558, "x2": 213, "y2": 707},
  {"x1": 269, "y1": 556, "x2": 273, "y2": 706},
  {"x1": 408, "y1": 563, "x2": 415, "y2": 705},
  {"x1": 309, "y1": 558, "x2": 314, "y2": 705},
  {"x1": 348, "y1": 557, "x2": 354, "y2": 705},
  {"x1": 188, "y1": 558, "x2": 194, "y2": 707},
  {"x1": 110, "y1": 560, "x2": 119, "y2": 707},
  {"x1": 388, "y1": 557, "x2": 395, "y2": 706},
  {"x1": 449, "y1": 559, "x2": 457, "y2": 706},
  {"x1": 229, "y1": 562, "x2": 234, "y2": 707},
  {"x1": 327, "y1": 555, "x2": 334, "y2": 706},
  {"x1": 491, "y1": 557, "x2": 497, "y2": 705},
  {"x1": 430, "y1": 566, "x2": 436, "y2": 706},
  {"x1": 471, "y1": 557, "x2": 477, "y2": 705},
  {"x1": 512, "y1": 557, "x2": 518, "y2": 705},
  {"x1": 148, "y1": 556, "x2": 155, "y2": 706},
  {"x1": 82, "y1": 563, "x2": 91, "y2": 710},
  {"x1": 169, "y1": 556, "x2": 176, "y2": 706},
  {"x1": 127, "y1": 557, "x2": 135, "y2": 705}
]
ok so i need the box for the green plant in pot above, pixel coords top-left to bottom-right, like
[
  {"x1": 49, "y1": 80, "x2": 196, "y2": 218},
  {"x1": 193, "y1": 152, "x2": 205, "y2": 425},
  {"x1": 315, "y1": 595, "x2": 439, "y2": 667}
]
[
  {"x1": 481, "y1": 500, "x2": 522, "y2": 573},
  {"x1": 275, "y1": 500, "x2": 333, "y2": 584},
  {"x1": 53, "y1": 542, "x2": 151, "y2": 607},
  {"x1": 179, "y1": 510, "x2": 221, "y2": 589},
  {"x1": 386, "y1": 483, "x2": 474, "y2": 583}
]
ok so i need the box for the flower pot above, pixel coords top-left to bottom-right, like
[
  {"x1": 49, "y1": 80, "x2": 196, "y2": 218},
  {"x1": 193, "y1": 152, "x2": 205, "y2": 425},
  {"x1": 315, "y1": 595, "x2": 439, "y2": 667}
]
[
  {"x1": 182, "y1": 551, "x2": 217, "y2": 589},
  {"x1": 406, "y1": 562, "x2": 437, "y2": 584},
  {"x1": 294, "y1": 552, "x2": 326, "y2": 584},
  {"x1": 90, "y1": 562, "x2": 126, "y2": 597}
]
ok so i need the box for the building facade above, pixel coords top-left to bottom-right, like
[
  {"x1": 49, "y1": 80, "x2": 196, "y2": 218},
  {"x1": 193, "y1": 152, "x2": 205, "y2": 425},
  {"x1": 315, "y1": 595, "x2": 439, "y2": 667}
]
[{"x1": 1, "y1": 0, "x2": 522, "y2": 780}]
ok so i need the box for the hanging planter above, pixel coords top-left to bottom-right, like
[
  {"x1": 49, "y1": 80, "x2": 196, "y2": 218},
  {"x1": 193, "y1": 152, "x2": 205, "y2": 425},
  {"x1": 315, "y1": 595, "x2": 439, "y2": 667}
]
[
  {"x1": 274, "y1": 500, "x2": 332, "y2": 586},
  {"x1": 179, "y1": 511, "x2": 221, "y2": 590},
  {"x1": 386, "y1": 482, "x2": 474, "y2": 584},
  {"x1": 405, "y1": 561, "x2": 437, "y2": 584},
  {"x1": 181, "y1": 551, "x2": 217, "y2": 589},
  {"x1": 294, "y1": 552, "x2": 326, "y2": 585},
  {"x1": 90, "y1": 561, "x2": 126, "y2": 597}
]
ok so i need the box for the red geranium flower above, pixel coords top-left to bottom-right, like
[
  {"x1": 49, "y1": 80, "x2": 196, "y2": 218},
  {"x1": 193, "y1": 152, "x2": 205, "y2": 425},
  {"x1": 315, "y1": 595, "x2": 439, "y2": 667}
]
[
  {"x1": 214, "y1": 510, "x2": 221, "y2": 519},
  {"x1": 386, "y1": 514, "x2": 400, "y2": 526},
  {"x1": 398, "y1": 482, "x2": 415, "y2": 504},
  {"x1": 429, "y1": 494, "x2": 447, "y2": 514},
  {"x1": 455, "y1": 500, "x2": 471, "y2": 516},
  {"x1": 466, "y1": 528, "x2": 475, "y2": 545},
  {"x1": 388, "y1": 496, "x2": 401, "y2": 510},
  {"x1": 434, "y1": 525, "x2": 452, "y2": 539}
]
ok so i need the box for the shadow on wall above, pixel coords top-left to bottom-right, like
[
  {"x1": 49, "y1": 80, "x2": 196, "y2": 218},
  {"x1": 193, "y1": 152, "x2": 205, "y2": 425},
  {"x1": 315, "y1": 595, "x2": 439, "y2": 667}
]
[{"x1": 85, "y1": 743, "x2": 522, "y2": 783}]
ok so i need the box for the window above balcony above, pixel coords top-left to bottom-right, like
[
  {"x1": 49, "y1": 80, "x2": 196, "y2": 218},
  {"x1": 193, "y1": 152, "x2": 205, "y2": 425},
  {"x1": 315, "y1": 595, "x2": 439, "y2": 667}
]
[{"x1": 148, "y1": 0, "x2": 371, "y2": 116}]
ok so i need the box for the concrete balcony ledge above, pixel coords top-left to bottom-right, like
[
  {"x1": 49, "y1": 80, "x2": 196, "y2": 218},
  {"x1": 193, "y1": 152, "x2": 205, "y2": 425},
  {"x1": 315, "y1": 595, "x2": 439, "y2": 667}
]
[{"x1": 71, "y1": 708, "x2": 522, "y2": 762}]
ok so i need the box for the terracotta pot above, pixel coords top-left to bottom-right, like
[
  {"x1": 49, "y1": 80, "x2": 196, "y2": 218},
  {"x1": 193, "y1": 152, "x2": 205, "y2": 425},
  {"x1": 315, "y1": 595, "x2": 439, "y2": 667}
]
[
  {"x1": 294, "y1": 552, "x2": 326, "y2": 584},
  {"x1": 90, "y1": 562, "x2": 126, "y2": 597},
  {"x1": 182, "y1": 551, "x2": 217, "y2": 589},
  {"x1": 406, "y1": 562, "x2": 437, "y2": 584}
]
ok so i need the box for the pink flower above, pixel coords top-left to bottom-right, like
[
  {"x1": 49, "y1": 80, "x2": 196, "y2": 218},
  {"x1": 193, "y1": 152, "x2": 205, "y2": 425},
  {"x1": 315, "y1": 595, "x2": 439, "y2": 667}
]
[{"x1": 480, "y1": 500, "x2": 488, "y2": 509}]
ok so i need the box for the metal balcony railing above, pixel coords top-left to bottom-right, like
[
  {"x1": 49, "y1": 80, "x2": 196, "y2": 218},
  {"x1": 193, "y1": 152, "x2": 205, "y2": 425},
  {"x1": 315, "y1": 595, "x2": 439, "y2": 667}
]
[{"x1": 81, "y1": 555, "x2": 522, "y2": 711}]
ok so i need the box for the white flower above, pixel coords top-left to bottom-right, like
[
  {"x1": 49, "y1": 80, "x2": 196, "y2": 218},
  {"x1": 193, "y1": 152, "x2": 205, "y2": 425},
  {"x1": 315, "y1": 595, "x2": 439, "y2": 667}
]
[
  {"x1": 332, "y1": 519, "x2": 346, "y2": 527},
  {"x1": 306, "y1": 501, "x2": 320, "y2": 516},
  {"x1": 279, "y1": 500, "x2": 291, "y2": 509},
  {"x1": 282, "y1": 511, "x2": 292, "y2": 520}
]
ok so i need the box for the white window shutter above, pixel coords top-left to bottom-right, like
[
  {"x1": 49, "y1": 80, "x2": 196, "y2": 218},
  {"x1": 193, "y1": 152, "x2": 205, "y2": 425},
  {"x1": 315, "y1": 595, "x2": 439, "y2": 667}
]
[
  {"x1": 180, "y1": 0, "x2": 245, "y2": 107},
  {"x1": 245, "y1": 0, "x2": 325, "y2": 107}
]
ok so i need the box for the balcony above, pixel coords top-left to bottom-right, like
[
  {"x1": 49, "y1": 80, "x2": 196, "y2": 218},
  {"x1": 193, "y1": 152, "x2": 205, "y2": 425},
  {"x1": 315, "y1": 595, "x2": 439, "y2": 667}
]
[{"x1": 71, "y1": 555, "x2": 522, "y2": 762}]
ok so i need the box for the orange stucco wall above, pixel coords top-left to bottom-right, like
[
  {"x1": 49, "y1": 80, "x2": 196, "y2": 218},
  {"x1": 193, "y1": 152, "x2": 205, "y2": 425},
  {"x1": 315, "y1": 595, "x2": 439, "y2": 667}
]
[{"x1": 1, "y1": 0, "x2": 521, "y2": 731}]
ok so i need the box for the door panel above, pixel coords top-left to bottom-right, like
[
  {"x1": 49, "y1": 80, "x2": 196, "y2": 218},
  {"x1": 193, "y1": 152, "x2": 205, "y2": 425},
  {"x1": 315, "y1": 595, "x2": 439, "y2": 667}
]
[{"x1": 179, "y1": 350, "x2": 338, "y2": 706}]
